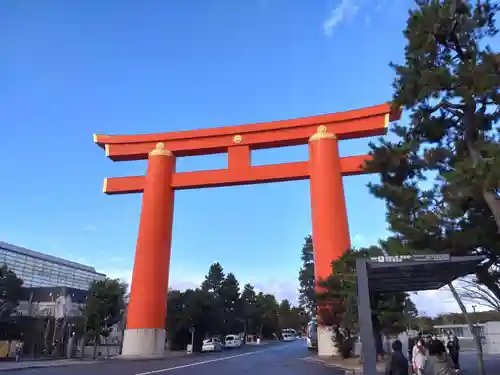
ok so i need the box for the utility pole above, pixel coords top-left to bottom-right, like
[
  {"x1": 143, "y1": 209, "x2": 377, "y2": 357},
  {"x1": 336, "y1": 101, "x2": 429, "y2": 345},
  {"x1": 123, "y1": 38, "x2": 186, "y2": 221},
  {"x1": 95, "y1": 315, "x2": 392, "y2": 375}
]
[{"x1": 448, "y1": 283, "x2": 485, "y2": 375}]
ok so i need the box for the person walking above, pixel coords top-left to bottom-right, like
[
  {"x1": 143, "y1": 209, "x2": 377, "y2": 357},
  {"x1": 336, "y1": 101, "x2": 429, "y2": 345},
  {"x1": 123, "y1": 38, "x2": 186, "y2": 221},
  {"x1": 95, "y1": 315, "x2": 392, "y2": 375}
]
[
  {"x1": 14, "y1": 341, "x2": 23, "y2": 362},
  {"x1": 412, "y1": 338, "x2": 428, "y2": 375},
  {"x1": 385, "y1": 340, "x2": 410, "y2": 375},
  {"x1": 427, "y1": 339, "x2": 456, "y2": 375},
  {"x1": 408, "y1": 332, "x2": 422, "y2": 363},
  {"x1": 446, "y1": 334, "x2": 460, "y2": 371}
]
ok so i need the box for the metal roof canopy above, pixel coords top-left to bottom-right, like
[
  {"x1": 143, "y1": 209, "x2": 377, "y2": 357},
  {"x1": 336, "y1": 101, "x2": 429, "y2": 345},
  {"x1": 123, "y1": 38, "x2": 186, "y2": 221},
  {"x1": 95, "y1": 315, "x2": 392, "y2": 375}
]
[
  {"x1": 356, "y1": 254, "x2": 485, "y2": 375},
  {"x1": 366, "y1": 254, "x2": 485, "y2": 293}
]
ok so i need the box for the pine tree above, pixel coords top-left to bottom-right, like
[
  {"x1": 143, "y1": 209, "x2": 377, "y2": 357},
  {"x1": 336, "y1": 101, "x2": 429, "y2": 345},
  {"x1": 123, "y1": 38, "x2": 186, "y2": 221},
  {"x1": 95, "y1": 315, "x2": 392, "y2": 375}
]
[
  {"x1": 298, "y1": 235, "x2": 315, "y2": 312},
  {"x1": 402, "y1": 298, "x2": 420, "y2": 330},
  {"x1": 241, "y1": 283, "x2": 258, "y2": 336},
  {"x1": 201, "y1": 262, "x2": 225, "y2": 295},
  {"x1": 220, "y1": 272, "x2": 241, "y2": 332},
  {"x1": 368, "y1": 0, "x2": 500, "y2": 297}
]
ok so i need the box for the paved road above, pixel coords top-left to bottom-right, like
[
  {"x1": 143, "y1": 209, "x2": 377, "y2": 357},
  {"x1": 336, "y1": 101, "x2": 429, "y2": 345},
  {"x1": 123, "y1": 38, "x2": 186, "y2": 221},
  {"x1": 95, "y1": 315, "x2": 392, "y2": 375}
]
[
  {"x1": 2, "y1": 341, "x2": 343, "y2": 375},
  {"x1": 458, "y1": 352, "x2": 500, "y2": 375}
]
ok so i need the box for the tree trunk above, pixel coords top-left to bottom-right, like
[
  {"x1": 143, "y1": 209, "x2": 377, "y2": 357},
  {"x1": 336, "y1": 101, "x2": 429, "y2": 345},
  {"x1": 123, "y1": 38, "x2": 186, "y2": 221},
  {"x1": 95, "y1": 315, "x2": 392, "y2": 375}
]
[
  {"x1": 43, "y1": 318, "x2": 51, "y2": 355},
  {"x1": 482, "y1": 189, "x2": 500, "y2": 231},
  {"x1": 92, "y1": 325, "x2": 101, "y2": 360},
  {"x1": 467, "y1": 142, "x2": 500, "y2": 232},
  {"x1": 448, "y1": 283, "x2": 486, "y2": 375},
  {"x1": 242, "y1": 319, "x2": 247, "y2": 345},
  {"x1": 80, "y1": 319, "x2": 87, "y2": 361}
]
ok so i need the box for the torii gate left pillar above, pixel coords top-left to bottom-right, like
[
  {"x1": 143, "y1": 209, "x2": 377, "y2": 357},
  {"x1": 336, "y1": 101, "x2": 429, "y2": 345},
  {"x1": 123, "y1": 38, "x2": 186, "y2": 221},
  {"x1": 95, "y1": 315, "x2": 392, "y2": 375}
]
[
  {"x1": 94, "y1": 103, "x2": 400, "y2": 358},
  {"x1": 121, "y1": 143, "x2": 175, "y2": 357}
]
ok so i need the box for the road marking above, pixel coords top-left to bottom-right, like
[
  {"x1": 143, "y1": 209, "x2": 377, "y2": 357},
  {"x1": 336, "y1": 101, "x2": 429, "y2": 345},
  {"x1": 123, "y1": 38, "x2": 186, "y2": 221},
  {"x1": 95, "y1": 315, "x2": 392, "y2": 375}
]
[{"x1": 134, "y1": 349, "x2": 272, "y2": 374}]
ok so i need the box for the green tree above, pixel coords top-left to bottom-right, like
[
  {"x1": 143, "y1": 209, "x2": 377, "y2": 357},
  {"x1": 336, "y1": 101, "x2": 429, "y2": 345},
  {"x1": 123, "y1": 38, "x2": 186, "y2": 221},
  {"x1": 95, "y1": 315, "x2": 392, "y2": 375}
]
[
  {"x1": 240, "y1": 283, "x2": 258, "y2": 338},
  {"x1": 367, "y1": 0, "x2": 500, "y2": 298},
  {"x1": 317, "y1": 247, "x2": 409, "y2": 357},
  {"x1": 220, "y1": 272, "x2": 241, "y2": 333},
  {"x1": 199, "y1": 262, "x2": 227, "y2": 335},
  {"x1": 201, "y1": 262, "x2": 225, "y2": 295},
  {"x1": 276, "y1": 300, "x2": 307, "y2": 333},
  {"x1": 376, "y1": 293, "x2": 410, "y2": 336},
  {"x1": 290, "y1": 306, "x2": 309, "y2": 333},
  {"x1": 255, "y1": 292, "x2": 280, "y2": 337},
  {"x1": 81, "y1": 278, "x2": 127, "y2": 358},
  {"x1": 166, "y1": 289, "x2": 187, "y2": 349},
  {"x1": 165, "y1": 263, "x2": 309, "y2": 350},
  {"x1": 0, "y1": 264, "x2": 23, "y2": 320},
  {"x1": 166, "y1": 287, "x2": 216, "y2": 350},
  {"x1": 298, "y1": 236, "x2": 315, "y2": 312},
  {"x1": 277, "y1": 299, "x2": 292, "y2": 330},
  {"x1": 414, "y1": 316, "x2": 436, "y2": 333},
  {"x1": 402, "y1": 297, "x2": 419, "y2": 330}
]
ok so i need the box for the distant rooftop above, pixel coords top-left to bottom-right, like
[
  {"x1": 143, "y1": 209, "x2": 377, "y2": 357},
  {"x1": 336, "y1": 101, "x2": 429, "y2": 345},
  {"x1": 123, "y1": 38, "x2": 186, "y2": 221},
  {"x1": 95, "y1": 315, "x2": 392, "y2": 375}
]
[{"x1": 0, "y1": 241, "x2": 105, "y2": 276}]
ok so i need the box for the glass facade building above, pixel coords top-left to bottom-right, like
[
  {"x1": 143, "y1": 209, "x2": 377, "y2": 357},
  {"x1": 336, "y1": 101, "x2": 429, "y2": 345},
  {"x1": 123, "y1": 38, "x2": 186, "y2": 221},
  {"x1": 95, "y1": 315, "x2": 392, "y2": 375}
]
[{"x1": 0, "y1": 241, "x2": 106, "y2": 290}]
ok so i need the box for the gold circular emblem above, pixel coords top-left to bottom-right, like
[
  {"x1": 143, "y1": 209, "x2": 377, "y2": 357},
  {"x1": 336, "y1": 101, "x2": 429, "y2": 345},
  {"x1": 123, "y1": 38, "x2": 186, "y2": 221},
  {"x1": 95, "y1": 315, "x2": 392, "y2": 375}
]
[{"x1": 233, "y1": 135, "x2": 243, "y2": 144}]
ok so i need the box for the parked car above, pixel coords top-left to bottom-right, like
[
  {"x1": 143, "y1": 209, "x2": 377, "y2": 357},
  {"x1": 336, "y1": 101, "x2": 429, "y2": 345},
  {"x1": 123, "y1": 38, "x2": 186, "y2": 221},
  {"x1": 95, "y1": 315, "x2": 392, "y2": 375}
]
[
  {"x1": 201, "y1": 337, "x2": 223, "y2": 352},
  {"x1": 224, "y1": 334, "x2": 242, "y2": 348},
  {"x1": 282, "y1": 328, "x2": 297, "y2": 342},
  {"x1": 306, "y1": 320, "x2": 318, "y2": 349}
]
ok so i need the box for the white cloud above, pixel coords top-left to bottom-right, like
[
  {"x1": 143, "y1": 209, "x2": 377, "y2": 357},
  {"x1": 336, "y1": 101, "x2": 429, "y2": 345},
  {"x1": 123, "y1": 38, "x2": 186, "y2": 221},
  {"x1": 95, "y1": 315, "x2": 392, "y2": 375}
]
[
  {"x1": 253, "y1": 279, "x2": 299, "y2": 305},
  {"x1": 323, "y1": 0, "x2": 360, "y2": 36},
  {"x1": 83, "y1": 224, "x2": 97, "y2": 232},
  {"x1": 100, "y1": 268, "x2": 132, "y2": 283},
  {"x1": 411, "y1": 283, "x2": 491, "y2": 317}
]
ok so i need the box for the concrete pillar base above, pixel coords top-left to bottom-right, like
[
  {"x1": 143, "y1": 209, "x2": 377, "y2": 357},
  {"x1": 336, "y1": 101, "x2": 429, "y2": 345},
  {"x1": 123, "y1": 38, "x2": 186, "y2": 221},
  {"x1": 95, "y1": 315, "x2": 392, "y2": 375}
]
[
  {"x1": 317, "y1": 325, "x2": 339, "y2": 356},
  {"x1": 121, "y1": 328, "x2": 166, "y2": 358}
]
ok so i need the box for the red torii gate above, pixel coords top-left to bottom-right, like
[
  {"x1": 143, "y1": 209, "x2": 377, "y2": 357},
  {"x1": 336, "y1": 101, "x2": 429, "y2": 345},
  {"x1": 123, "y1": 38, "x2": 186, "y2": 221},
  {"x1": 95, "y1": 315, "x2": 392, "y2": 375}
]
[{"x1": 94, "y1": 103, "x2": 400, "y2": 357}]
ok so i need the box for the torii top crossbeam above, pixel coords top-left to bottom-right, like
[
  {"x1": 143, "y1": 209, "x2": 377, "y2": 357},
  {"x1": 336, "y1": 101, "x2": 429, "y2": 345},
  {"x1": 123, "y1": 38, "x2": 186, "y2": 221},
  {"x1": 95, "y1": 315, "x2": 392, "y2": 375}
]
[{"x1": 94, "y1": 103, "x2": 401, "y2": 194}]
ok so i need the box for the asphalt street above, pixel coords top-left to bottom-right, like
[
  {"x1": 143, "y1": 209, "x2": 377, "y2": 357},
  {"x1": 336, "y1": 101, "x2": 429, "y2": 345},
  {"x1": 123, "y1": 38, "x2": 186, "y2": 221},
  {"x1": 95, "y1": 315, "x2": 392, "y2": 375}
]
[{"x1": 2, "y1": 341, "x2": 343, "y2": 375}]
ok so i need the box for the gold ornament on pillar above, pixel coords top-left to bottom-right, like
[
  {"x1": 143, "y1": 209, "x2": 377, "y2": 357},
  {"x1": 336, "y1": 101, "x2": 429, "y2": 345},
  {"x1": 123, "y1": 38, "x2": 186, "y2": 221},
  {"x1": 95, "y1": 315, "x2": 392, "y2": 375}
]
[
  {"x1": 309, "y1": 125, "x2": 336, "y2": 142},
  {"x1": 149, "y1": 142, "x2": 173, "y2": 157}
]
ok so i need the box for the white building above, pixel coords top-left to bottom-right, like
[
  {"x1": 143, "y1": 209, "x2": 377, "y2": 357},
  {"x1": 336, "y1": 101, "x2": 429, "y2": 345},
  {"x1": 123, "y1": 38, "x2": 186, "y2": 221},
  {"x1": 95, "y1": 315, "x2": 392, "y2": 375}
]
[{"x1": 434, "y1": 322, "x2": 500, "y2": 354}]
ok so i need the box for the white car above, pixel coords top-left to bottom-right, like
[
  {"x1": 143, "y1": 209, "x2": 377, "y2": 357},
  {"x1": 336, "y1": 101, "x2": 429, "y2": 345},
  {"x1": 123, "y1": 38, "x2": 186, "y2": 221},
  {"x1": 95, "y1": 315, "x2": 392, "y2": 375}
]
[
  {"x1": 201, "y1": 337, "x2": 223, "y2": 352},
  {"x1": 224, "y1": 334, "x2": 242, "y2": 348},
  {"x1": 306, "y1": 320, "x2": 317, "y2": 350},
  {"x1": 282, "y1": 328, "x2": 297, "y2": 342}
]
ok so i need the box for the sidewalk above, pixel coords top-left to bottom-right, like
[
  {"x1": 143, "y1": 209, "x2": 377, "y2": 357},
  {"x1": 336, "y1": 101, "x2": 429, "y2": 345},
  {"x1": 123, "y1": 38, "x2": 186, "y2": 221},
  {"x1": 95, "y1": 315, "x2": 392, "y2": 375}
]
[
  {"x1": 306, "y1": 352, "x2": 500, "y2": 375},
  {"x1": 302, "y1": 355, "x2": 387, "y2": 375},
  {"x1": 0, "y1": 359, "x2": 97, "y2": 372},
  {"x1": 0, "y1": 350, "x2": 189, "y2": 372}
]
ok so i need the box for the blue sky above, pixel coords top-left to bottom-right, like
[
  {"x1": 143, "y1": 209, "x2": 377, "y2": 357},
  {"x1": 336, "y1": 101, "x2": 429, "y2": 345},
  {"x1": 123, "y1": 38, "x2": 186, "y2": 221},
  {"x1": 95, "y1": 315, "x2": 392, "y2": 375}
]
[{"x1": 1, "y1": 0, "x2": 483, "y2": 315}]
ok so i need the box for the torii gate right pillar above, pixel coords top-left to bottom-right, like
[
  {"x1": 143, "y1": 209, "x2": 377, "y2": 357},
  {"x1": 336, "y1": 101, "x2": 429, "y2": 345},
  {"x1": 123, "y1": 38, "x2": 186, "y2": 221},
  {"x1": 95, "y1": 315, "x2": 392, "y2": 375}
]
[{"x1": 309, "y1": 125, "x2": 350, "y2": 356}]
